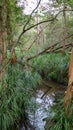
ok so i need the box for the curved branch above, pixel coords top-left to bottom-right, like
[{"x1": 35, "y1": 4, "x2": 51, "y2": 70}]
[
  {"x1": 23, "y1": 0, "x2": 41, "y2": 30},
  {"x1": 17, "y1": 10, "x2": 63, "y2": 43},
  {"x1": 26, "y1": 33, "x2": 73, "y2": 61}
]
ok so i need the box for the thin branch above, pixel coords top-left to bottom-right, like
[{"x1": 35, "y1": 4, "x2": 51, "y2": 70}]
[
  {"x1": 17, "y1": 9, "x2": 73, "y2": 43},
  {"x1": 20, "y1": 23, "x2": 49, "y2": 52},
  {"x1": 26, "y1": 33, "x2": 73, "y2": 61},
  {"x1": 18, "y1": 22, "x2": 59, "y2": 52},
  {"x1": 23, "y1": 0, "x2": 41, "y2": 30},
  {"x1": 17, "y1": 10, "x2": 62, "y2": 43},
  {"x1": 46, "y1": 43, "x2": 71, "y2": 54},
  {"x1": 2, "y1": 39, "x2": 72, "y2": 75},
  {"x1": 53, "y1": 43, "x2": 71, "y2": 52}
]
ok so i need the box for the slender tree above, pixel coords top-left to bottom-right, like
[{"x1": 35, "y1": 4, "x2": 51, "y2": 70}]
[
  {"x1": 65, "y1": 48, "x2": 73, "y2": 114},
  {"x1": 0, "y1": 0, "x2": 7, "y2": 69},
  {"x1": 6, "y1": 0, "x2": 13, "y2": 50},
  {"x1": 62, "y1": 0, "x2": 67, "y2": 53}
]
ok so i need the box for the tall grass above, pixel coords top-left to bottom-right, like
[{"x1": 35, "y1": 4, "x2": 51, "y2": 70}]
[
  {"x1": 45, "y1": 95, "x2": 73, "y2": 130},
  {"x1": 0, "y1": 64, "x2": 41, "y2": 130},
  {"x1": 32, "y1": 53, "x2": 70, "y2": 84}
]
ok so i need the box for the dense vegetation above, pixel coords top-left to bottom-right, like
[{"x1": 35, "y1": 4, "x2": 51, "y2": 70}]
[
  {"x1": 32, "y1": 53, "x2": 70, "y2": 85},
  {"x1": 0, "y1": 0, "x2": 73, "y2": 129},
  {"x1": 45, "y1": 93, "x2": 73, "y2": 130},
  {"x1": 0, "y1": 64, "x2": 41, "y2": 129}
]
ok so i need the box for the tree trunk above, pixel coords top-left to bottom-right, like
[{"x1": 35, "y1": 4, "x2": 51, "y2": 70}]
[
  {"x1": 6, "y1": 0, "x2": 13, "y2": 51},
  {"x1": 0, "y1": 0, "x2": 7, "y2": 71},
  {"x1": 65, "y1": 48, "x2": 73, "y2": 114},
  {"x1": 62, "y1": 0, "x2": 67, "y2": 53}
]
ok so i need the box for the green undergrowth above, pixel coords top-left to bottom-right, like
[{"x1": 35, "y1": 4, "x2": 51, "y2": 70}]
[
  {"x1": 45, "y1": 94, "x2": 73, "y2": 130},
  {"x1": 32, "y1": 53, "x2": 70, "y2": 85},
  {"x1": 0, "y1": 64, "x2": 41, "y2": 130}
]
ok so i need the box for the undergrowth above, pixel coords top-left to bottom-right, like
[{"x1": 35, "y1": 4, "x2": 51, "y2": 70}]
[
  {"x1": 32, "y1": 53, "x2": 70, "y2": 85},
  {"x1": 0, "y1": 64, "x2": 41, "y2": 130},
  {"x1": 45, "y1": 94, "x2": 73, "y2": 130}
]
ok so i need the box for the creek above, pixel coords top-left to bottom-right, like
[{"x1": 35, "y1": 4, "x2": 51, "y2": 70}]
[{"x1": 21, "y1": 80, "x2": 66, "y2": 130}]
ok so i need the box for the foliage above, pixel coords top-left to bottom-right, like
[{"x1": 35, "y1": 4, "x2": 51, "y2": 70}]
[
  {"x1": 0, "y1": 0, "x2": 73, "y2": 129},
  {"x1": 0, "y1": 64, "x2": 41, "y2": 130},
  {"x1": 32, "y1": 53, "x2": 70, "y2": 85},
  {"x1": 56, "y1": 0, "x2": 73, "y2": 8},
  {"x1": 45, "y1": 94, "x2": 73, "y2": 130}
]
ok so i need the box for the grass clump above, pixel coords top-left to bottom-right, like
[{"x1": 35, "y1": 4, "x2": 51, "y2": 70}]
[
  {"x1": 45, "y1": 95, "x2": 73, "y2": 130},
  {"x1": 32, "y1": 53, "x2": 70, "y2": 84},
  {"x1": 0, "y1": 64, "x2": 41, "y2": 130}
]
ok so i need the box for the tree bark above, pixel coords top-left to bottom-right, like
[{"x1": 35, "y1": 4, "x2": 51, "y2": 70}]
[
  {"x1": 65, "y1": 48, "x2": 73, "y2": 114},
  {"x1": 0, "y1": 0, "x2": 7, "y2": 71},
  {"x1": 62, "y1": 0, "x2": 67, "y2": 53},
  {"x1": 6, "y1": 0, "x2": 13, "y2": 51}
]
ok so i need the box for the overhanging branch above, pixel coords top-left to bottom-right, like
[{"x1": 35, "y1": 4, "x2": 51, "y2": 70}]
[
  {"x1": 23, "y1": 0, "x2": 41, "y2": 30},
  {"x1": 26, "y1": 33, "x2": 73, "y2": 61},
  {"x1": 17, "y1": 10, "x2": 63, "y2": 43}
]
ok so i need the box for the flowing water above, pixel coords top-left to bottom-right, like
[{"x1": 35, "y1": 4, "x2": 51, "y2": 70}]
[
  {"x1": 28, "y1": 90, "x2": 55, "y2": 130},
  {"x1": 21, "y1": 81, "x2": 65, "y2": 130}
]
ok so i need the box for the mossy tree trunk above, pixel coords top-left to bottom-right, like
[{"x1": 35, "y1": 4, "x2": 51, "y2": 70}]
[
  {"x1": 0, "y1": 0, "x2": 7, "y2": 70},
  {"x1": 6, "y1": 0, "x2": 13, "y2": 51},
  {"x1": 0, "y1": 0, "x2": 17, "y2": 81}
]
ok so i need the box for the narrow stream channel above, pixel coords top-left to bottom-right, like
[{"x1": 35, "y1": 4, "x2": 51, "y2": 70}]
[
  {"x1": 21, "y1": 81, "x2": 65, "y2": 130},
  {"x1": 29, "y1": 90, "x2": 55, "y2": 130}
]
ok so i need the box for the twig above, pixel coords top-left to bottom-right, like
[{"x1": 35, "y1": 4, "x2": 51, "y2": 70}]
[
  {"x1": 23, "y1": 0, "x2": 41, "y2": 30},
  {"x1": 17, "y1": 10, "x2": 63, "y2": 43}
]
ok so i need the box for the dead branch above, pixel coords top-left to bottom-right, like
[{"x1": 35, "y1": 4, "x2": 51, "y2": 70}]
[
  {"x1": 46, "y1": 43, "x2": 72, "y2": 53},
  {"x1": 26, "y1": 33, "x2": 73, "y2": 61}
]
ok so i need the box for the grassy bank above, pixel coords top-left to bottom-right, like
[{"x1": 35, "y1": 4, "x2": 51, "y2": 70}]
[
  {"x1": 0, "y1": 64, "x2": 41, "y2": 130},
  {"x1": 45, "y1": 94, "x2": 73, "y2": 130},
  {"x1": 32, "y1": 53, "x2": 70, "y2": 85}
]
